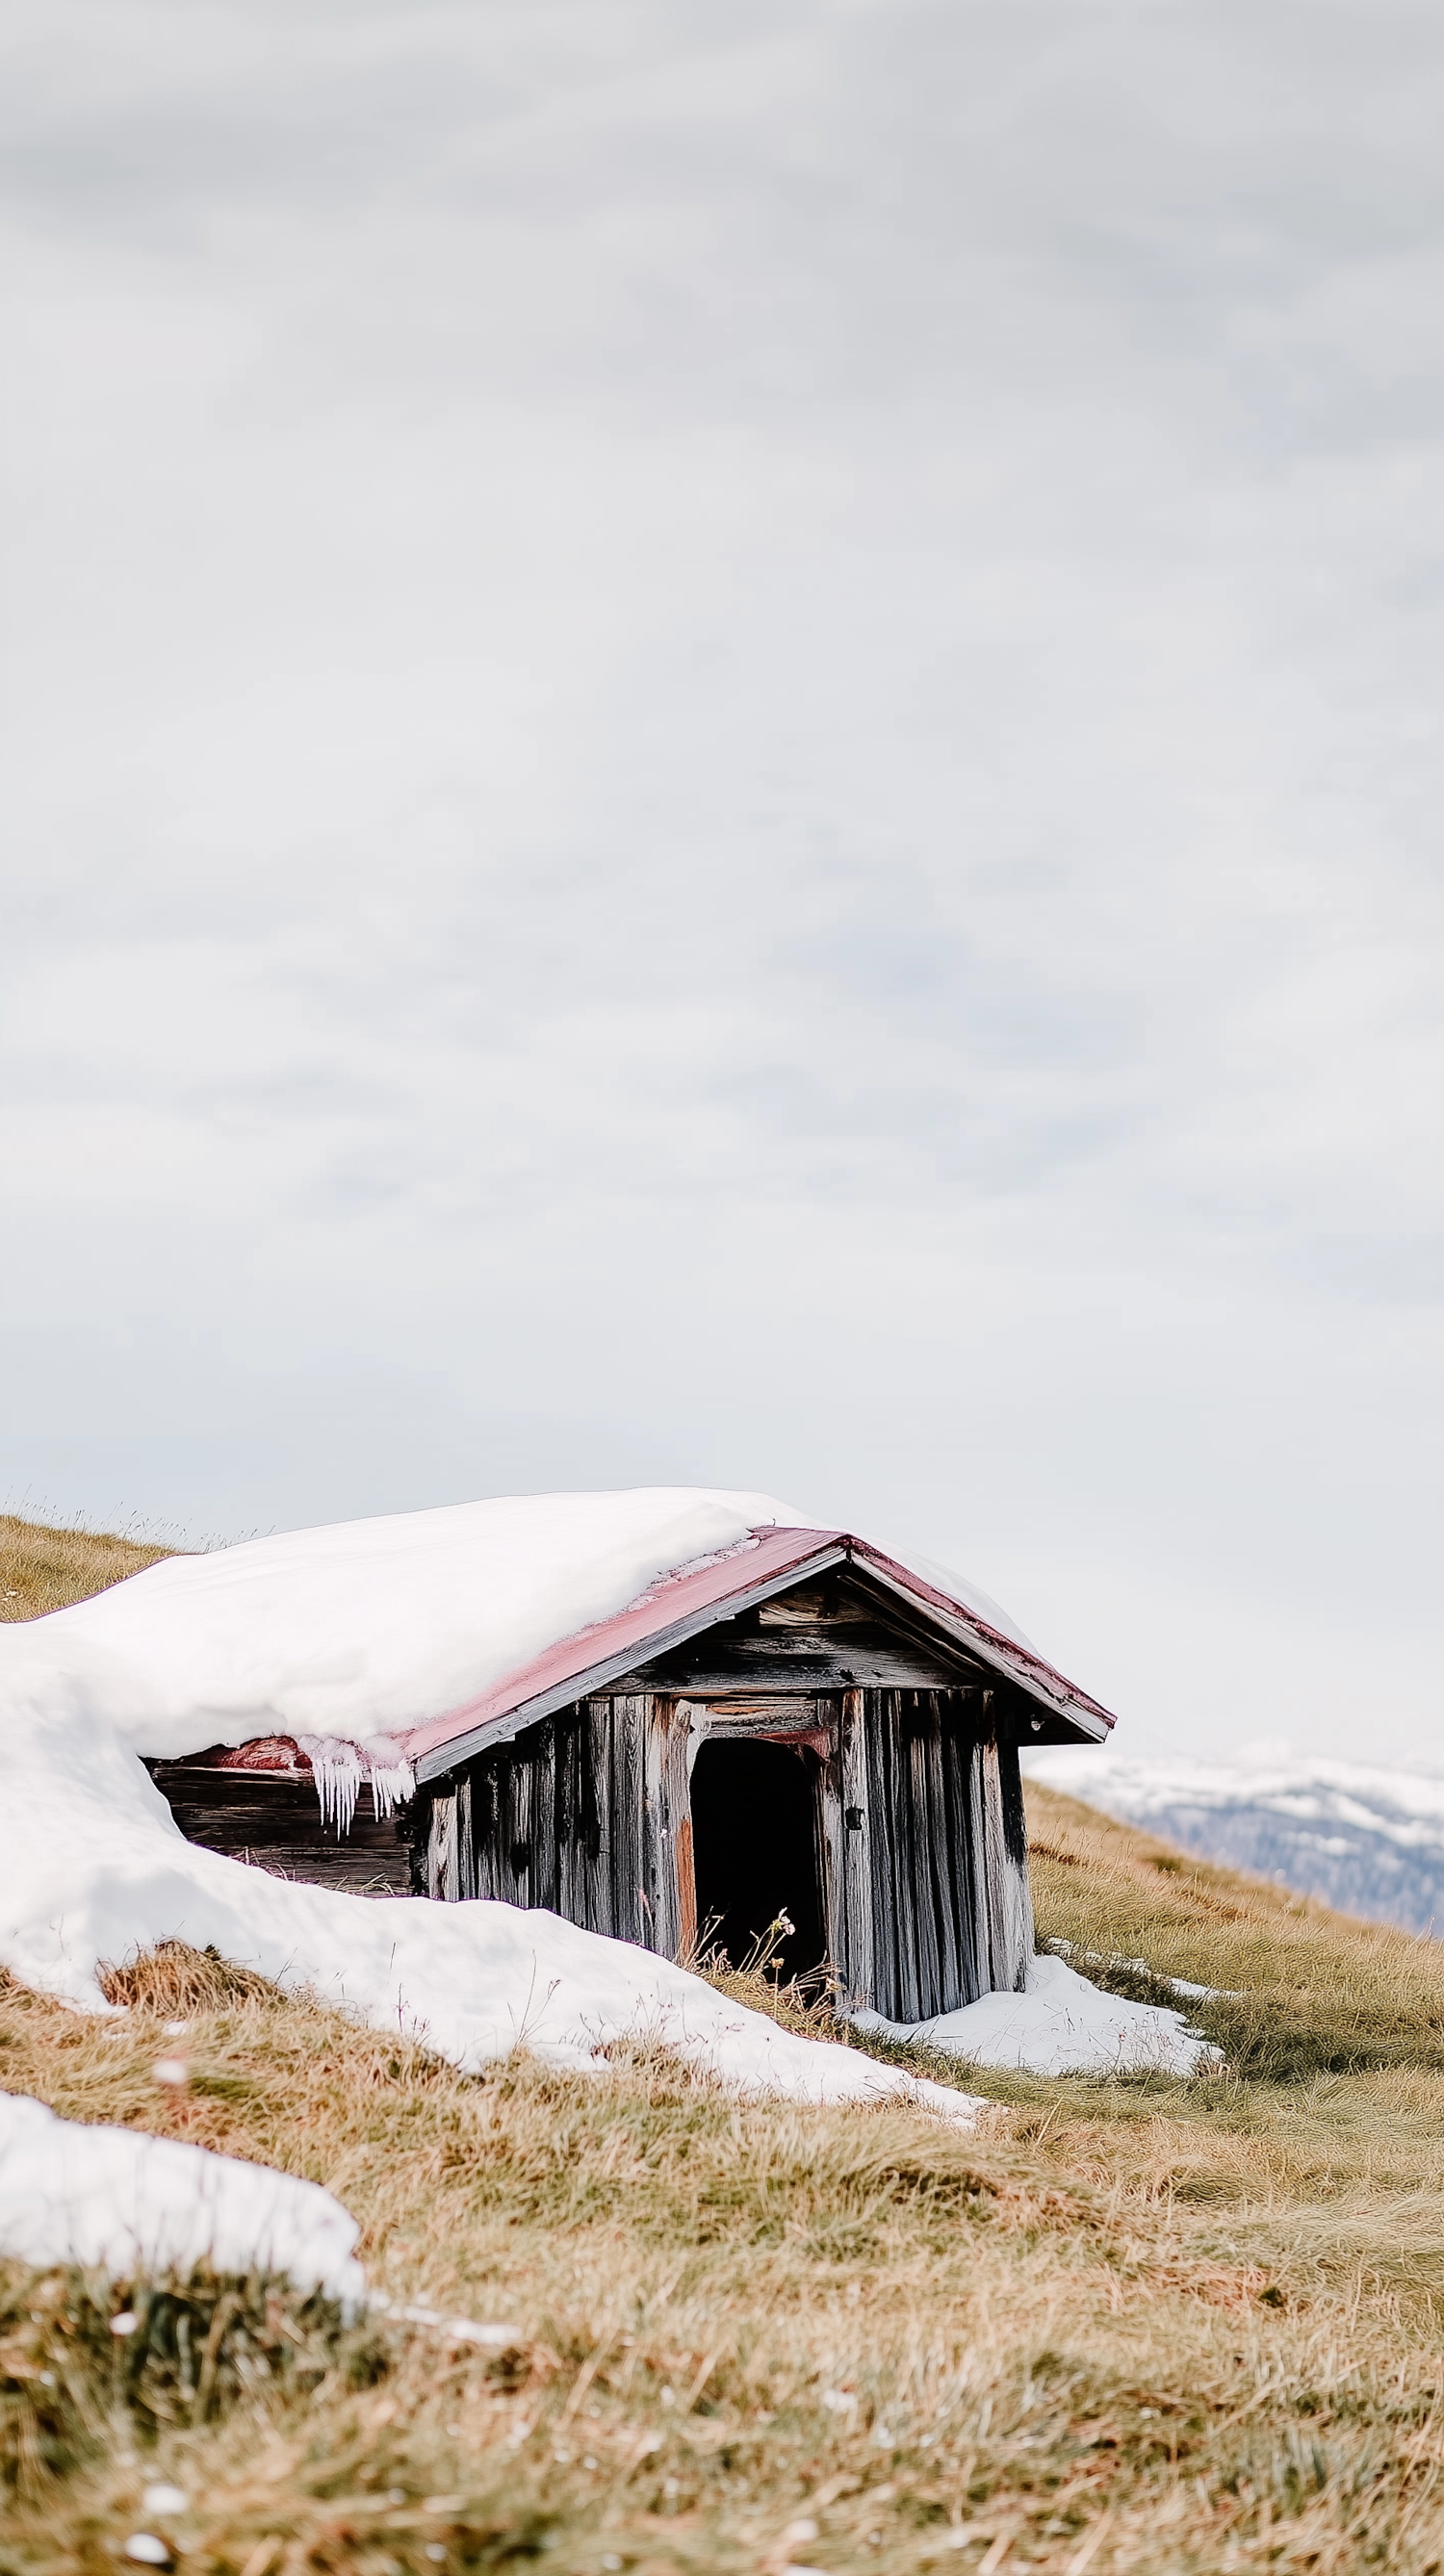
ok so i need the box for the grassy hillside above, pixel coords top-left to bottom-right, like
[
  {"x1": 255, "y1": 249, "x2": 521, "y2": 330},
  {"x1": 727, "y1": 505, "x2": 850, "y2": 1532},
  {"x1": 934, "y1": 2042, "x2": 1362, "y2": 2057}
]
[
  {"x1": 6, "y1": 1806, "x2": 1444, "y2": 2569},
  {"x1": 8, "y1": 1516, "x2": 1444, "y2": 2569},
  {"x1": 0, "y1": 1511, "x2": 173, "y2": 1620}
]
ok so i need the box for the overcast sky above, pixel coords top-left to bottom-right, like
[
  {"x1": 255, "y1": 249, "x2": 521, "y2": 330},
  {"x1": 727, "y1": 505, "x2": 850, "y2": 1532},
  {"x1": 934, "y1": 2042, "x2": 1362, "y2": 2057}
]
[{"x1": 4, "y1": 0, "x2": 1443, "y2": 1762}]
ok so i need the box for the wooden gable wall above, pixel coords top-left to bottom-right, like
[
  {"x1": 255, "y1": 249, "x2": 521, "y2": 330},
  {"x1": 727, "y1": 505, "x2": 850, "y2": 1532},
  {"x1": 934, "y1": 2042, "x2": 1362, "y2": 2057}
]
[{"x1": 422, "y1": 1570, "x2": 1036, "y2": 2021}]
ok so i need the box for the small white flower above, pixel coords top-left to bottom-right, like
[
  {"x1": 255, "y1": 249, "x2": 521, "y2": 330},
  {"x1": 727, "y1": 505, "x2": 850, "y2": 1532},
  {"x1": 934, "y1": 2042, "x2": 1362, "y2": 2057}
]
[
  {"x1": 151, "y1": 2059, "x2": 188, "y2": 2088},
  {"x1": 123, "y1": 2539, "x2": 170, "y2": 2567},
  {"x1": 110, "y1": 2311, "x2": 140, "y2": 2337},
  {"x1": 141, "y1": 2486, "x2": 188, "y2": 2516}
]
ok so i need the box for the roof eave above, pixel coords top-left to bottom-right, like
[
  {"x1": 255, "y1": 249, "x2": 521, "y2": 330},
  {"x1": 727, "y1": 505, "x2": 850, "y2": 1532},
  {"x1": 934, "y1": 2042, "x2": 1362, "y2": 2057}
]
[
  {"x1": 843, "y1": 1541, "x2": 1116, "y2": 1743},
  {"x1": 410, "y1": 1538, "x2": 849, "y2": 1783}
]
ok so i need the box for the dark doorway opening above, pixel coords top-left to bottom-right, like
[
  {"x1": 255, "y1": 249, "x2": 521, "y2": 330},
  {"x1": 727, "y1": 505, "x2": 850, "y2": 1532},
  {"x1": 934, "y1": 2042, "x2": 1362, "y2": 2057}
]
[{"x1": 690, "y1": 1739, "x2": 826, "y2": 1983}]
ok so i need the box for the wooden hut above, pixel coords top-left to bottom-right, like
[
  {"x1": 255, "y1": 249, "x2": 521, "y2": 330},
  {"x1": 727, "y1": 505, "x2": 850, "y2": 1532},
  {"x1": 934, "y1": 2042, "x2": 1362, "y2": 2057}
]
[{"x1": 148, "y1": 1524, "x2": 1113, "y2": 2026}]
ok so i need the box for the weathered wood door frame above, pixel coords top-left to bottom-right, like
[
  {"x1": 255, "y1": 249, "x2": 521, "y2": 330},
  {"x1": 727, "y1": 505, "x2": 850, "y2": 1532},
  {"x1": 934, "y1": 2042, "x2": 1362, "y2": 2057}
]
[{"x1": 676, "y1": 1696, "x2": 837, "y2": 1974}]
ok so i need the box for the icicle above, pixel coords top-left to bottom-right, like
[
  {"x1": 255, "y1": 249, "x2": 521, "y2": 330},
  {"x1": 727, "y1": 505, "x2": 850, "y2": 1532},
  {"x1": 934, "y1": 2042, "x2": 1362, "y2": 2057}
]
[
  {"x1": 364, "y1": 1747, "x2": 416, "y2": 1820},
  {"x1": 294, "y1": 1736, "x2": 414, "y2": 1835},
  {"x1": 297, "y1": 1737, "x2": 363, "y2": 1838}
]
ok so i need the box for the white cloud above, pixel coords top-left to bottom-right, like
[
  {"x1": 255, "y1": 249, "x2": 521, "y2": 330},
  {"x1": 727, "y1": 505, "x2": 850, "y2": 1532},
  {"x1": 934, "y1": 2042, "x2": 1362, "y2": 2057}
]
[{"x1": 3, "y1": 0, "x2": 1443, "y2": 1757}]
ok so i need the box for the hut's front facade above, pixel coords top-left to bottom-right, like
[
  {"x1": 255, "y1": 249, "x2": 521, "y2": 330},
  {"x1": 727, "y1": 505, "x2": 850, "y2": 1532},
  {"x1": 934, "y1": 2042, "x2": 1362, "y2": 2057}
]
[{"x1": 149, "y1": 1520, "x2": 1114, "y2": 2027}]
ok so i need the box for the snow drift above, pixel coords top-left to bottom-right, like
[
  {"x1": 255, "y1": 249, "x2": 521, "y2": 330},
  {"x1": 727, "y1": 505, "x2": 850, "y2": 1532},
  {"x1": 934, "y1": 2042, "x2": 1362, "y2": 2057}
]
[
  {"x1": 36, "y1": 1488, "x2": 807, "y2": 1769},
  {"x1": 855, "y1": 1950, "x2": 1216, "y2": 2077},
  {"x1": 0, "y1": 2092, "x2": 366, "y2": 2305}
]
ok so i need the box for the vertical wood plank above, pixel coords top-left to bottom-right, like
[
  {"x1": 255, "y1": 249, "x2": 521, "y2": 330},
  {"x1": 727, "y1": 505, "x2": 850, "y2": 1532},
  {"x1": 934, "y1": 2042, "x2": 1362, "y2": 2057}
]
[
  {"x1": 866, "y1": 1691, "x2": 899, "y2": 2020},
  {"x1": 509, "y1": 1756, "x2": 533, "y2": 1910},
  {"x1": 640, "y1": 1694, "x2": 667, "y2": 1955},
  {"x1": 906, "y1": 1693, "x2": 944, "y2": 2022},
  {"x1": 874, "y1": 1689, "x2": 918, "y2": 2022},
  {"x1": 941, "y1": 1705, "x2": 985, "y2": 2006},
  {"x1": 554, "y1": 1712, "x2": 576, "y2": 1924},
  {"x1": 428, "y1": 1790, "x2": 458, "y2": 1901},
  {"x1": 977, "y1": 1724, "x2": 1032, "y2": 1994},
  {"x1": 532, "y1": 1719, "x2": 558, "y2": 1913},
  {"x1": 669, "y1": 1701, "x2": 694, "y2": 1960},
  {"x1": 923, "y1": 1692, "x2": 964, "y2": 2012},
  {"x1": 612, "y1": 1694, "x2": 647, "y2": 1945},
  {"x1": 455, "y1": 1774, "x2": 476, "y2": 1901},
  {"x1": 559, "y1": 1704, "x2": 590, "y2": 1932},
  {"x1": 838, "y1": 1687, "x2": 873, "y2": 2011},
  {"x1": 675, "y1": 1815, "x2": 696, "y2": 1961},
  {"x1": 492, "y1": 1760, "x2": 515, "y2": 1903},
  {"x1": 640, "y1": 1693, "x2": 688, "y2": 1959},
  {"x1": 480, "y1": 1763, "x2": 504, "y2": 1901},
  {"x1": 965, "y1": 1699, "x2": 994, "y2": 1996},
  {"x1": 993, "y1": 1729, "x2": 1035, "y2": 1990},
  {"x1": 817, "y1": 1695, "x2": 847, "y2": 2003},
  {"x1": 586, "y1": 1698, "x2": 614, "y2": 1937}
]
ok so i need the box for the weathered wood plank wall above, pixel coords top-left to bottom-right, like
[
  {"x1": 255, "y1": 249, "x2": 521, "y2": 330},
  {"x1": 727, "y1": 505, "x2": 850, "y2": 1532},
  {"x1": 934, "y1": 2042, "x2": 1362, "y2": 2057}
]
[
  {"x1": 856, "y1": 1688, "x2": 1032, "y2": 2021},
  {"x1": 144, "y1": 1763, "x2": 415, "y2": 1894},
  {"x1": 425, "y1": 1692, "x2": 678, "y2": 1951},
  {"x1": 422, "y1": 1679, "x2": 1034, "y2": 2020}
]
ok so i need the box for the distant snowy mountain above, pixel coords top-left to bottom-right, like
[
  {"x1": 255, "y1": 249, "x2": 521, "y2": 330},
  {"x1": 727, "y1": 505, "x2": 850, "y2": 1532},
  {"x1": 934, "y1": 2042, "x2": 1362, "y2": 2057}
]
[{"x1": 1022, "y1": 1748, "x2": 1444, "y2": 1937}]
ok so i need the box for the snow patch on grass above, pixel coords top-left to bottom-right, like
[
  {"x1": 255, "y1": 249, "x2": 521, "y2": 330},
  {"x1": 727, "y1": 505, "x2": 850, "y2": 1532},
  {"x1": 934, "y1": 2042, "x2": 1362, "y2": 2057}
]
[
  {"x1": 853, "y1": 1951, "x2": 1218, "y2": 2077},
  {"x1": 0, "y1": 2091, "x2": 366, "y2": 2303}
]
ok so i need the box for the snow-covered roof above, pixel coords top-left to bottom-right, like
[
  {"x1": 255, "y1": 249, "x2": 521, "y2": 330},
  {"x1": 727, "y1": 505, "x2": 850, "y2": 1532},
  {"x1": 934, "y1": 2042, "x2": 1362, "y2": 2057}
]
[
  {"x1": 402, "y1": 1523, "x2": 1114, "y2": 1778},
  {"x1": 37, "y1": 1487, "x2": 1114, "y2": 1780}
]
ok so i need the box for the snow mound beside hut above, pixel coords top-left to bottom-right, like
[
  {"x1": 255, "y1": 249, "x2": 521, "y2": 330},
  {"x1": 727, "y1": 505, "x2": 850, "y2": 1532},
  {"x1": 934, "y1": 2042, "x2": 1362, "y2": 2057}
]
[{"x1": 855, "y1": 1950, "x2": 1217, "y2": 2077}]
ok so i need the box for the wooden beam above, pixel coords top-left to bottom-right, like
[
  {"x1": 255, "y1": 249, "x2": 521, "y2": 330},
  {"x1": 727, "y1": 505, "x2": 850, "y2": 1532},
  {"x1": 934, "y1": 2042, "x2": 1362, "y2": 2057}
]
[
  {"x1": 612, "y1": 1646, "x2": 965, "y2": 1692},
  {"x1": 681, "y1": 1693, "x2": 823, "y2": 1732}
]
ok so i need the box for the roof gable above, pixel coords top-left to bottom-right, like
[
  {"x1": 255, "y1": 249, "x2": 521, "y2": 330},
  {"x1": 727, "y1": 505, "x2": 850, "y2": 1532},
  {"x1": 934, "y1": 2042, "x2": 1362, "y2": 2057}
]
[{"x1": 403, "y1": 1527, "x2": 1113, "y2": 1780}]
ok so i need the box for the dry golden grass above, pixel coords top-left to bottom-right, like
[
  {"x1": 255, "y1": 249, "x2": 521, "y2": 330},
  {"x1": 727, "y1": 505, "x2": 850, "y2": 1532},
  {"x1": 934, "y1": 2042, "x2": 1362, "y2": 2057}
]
[
  {"x1": 0, "y1": 1513, "x2": 173, "y2": 1621},
  {"x1": 1026, "y1": 1780, "x2": 1444, "y2": 2081},
  {"x1": 6, "y1": 1517, "x2": 1444, "y2": 2569},
  {"x1": 10, "y1": 1849, "x2": 1444, "y2": 2572}
]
